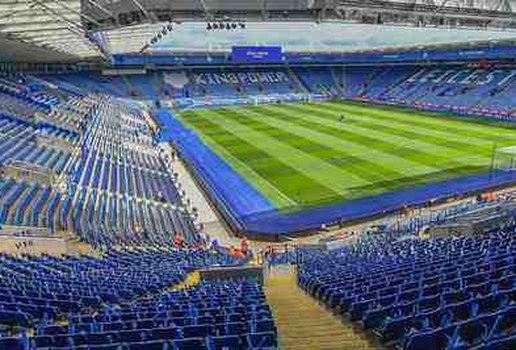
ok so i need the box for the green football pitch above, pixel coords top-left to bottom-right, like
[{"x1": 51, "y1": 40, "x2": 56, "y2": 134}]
[{"x1": 177, "y1": 101, "x2": 516, "y2": 210}]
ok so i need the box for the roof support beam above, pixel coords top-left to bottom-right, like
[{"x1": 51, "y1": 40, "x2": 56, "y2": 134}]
[
  {"x1": 30, "y1": 0, "x2": 105, "y2": 58},
  {"x1": 51, "y1": 0, "x2": 103, "y2": 28},
  {"x1": 324, "y1": 0, "x2": 516, "y2": 30}
]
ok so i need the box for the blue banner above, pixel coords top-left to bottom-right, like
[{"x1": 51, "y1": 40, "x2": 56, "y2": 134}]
[
  {"x1": 231, "y1": 46, "x2": 283, "y2": 63},
  {"x1": 111, "y1": 43, "x2": 516, "y2": 66}
]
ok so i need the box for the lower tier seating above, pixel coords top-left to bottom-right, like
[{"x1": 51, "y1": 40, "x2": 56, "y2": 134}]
[
  {"x1": 0, "y1": 248, "x2": 275, "y2": 349},
  {"x1": 298, "y1": 228, "x2": 516, "y2": 350}
]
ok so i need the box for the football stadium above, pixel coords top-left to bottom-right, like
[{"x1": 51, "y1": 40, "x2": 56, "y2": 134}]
[{"x1": 1, "y1": 0, "x2": 516, "y2": 349}]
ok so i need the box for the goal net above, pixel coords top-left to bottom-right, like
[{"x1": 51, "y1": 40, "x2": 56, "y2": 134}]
[{"x1": 493, "y1": 145, "x2": 516, "y2": 172}]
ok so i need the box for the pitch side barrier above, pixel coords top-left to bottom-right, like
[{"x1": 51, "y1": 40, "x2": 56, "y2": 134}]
[
  {"x1": 240, "y1": 170, "x2": 516, "y2": 235},
  {"x1": 155, "y1": 109, "x2": 275, "y2": 234},
  {"x1": 154, "y1": 110, "x2": 516, "y2": 238},
  {"x1": 174, "y1": 93, "x2": 327, "y2": 110},
  {"x1": 354, "y1": 97, "x2": 516, "y2": 122}
]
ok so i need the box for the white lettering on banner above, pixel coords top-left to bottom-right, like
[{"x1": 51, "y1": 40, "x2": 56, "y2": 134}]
[
  {"x1": 247, "y1": 51, "x2": 269, "y2": 58},
  {"x1": 259, "y1": 73, "x2": 270, "y2": 83},
  {"x1": 406, "y1": 68, "x2": 516, "y2": 86},
  {"x1": 213, "y1": 74, "x2": 229, "y2": 85},
  {"x1": 237, "y1": 73, "x2": 248, "y2": 85},
  {"x1": 248, "y1": 73, "x2": 259, "y2": 83},
  {"x1": 228, "y1": 73, "x2": 239, "y2": 84},
  {"x1": 481, "y1": 70, "x2": 503, "y2": 85},
  {"x1": 420, "y1": 69, "x2": 443, "y2": 82},
  {"x1": 446, "y1": 70, "x2": 471, "y2": 84},
  {"x1": 276, "y1": 72, "x2": 288, "y2": 82},
  {"x1": 406, "y1": 69, "x2": 428, "y2": 82},
  {"x1": 206, "y1": 74, "x2": 217, "y2": 85},
  {"x1": 432, "y1": 70, "x2": 456, "y2": 83},
  {"x1": 498, "y1": 70, "x2": 516, "y2": 86},
  {"x1": 192, "y1": 72, "x2": 291, "y2": 85},
  {"x1": 460, "y1": 70, "x2": 485, "y2": 85},
  {"x1": 193, "y1": 74, "x2": 206, "y2": 85}
]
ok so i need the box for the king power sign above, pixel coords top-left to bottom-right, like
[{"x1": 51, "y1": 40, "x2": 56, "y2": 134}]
[{"x1": 192, "y1": 72, "x2": 290, "y2": 86}]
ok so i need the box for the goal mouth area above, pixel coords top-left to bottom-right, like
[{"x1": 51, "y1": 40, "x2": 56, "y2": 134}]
[{"x1": 493, "y1": 145, "x2": 516, "y2": 172}]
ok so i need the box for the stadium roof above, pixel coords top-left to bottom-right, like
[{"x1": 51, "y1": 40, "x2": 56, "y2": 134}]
[
  {"x1": 0, "y1": 0, "x2": 515, "y2": 61},
  {"x1": 0, "y1": 0, "x2": 101, "y2": 59},
  {"x1": 148, "y1": 22, "x2": 516, "y2": 53}
]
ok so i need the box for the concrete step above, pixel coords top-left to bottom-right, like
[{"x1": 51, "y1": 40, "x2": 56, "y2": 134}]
[{"x1": 264, "y1": 265, "x2": 378, "y2": 350}]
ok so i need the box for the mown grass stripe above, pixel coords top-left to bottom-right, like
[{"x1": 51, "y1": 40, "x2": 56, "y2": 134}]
[
  {"x1": 231, "y1": 106, "x2": 435, "y2": 179},
  {"x1": 323, "y1": 101, "x2": 516, "y2": 142},
  {"x1": 221, "y1": 108, "x2": 407, "y2": 195},
  {"x1": 182, "y1": 110, "x2": 336, "y2": 206},
  {"x1": 214, "y1": 108, "x2": 412, "y2": 204},
  {"x1": 181, "y1": 112, "x2": 296, "y2": 208},
  {"x1": 282, "y1": 103, "x2": 497, "y2": 158},
  {"x1": 316, "y1": 102, "x2": 500, "y2": 150},
  {"x1": 185, "y1": 110, "x2": 350, "y2": 205},
  {"x1": 204, "y1": 108, "x2": 371, "y2": 194},
  {"x1": 178, "y1": 100, "x2": 516, "y2": 209},
  {"x1": 260, "y1": 104, "x2": 489, "y2": 168}
]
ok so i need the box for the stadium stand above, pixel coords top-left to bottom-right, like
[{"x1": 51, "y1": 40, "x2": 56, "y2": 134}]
[
  {"x1": 0, "y1": 71, "x2": 278, "y2": 349},
  {"x1": 0, "y1": 247, "x2": 278, "y2": 350},
  {"x1": 47, "y1": 65, "x2": 516, "y2": 119},
  {"x1": 347, "y1": 66, "x2": 516, "y2": 115},
  {"x1": 297, "y1": 226, "x2": 516, "y2": 350},
  {"x1": 52, "y1": 69, "x2": 300, "y2": 100},
  {"x1": 2, "y1": 6, "x2": 516, "y2": 349},
  {"x1": 0, "y1": 74, "x2": 199, "y2": 249}
]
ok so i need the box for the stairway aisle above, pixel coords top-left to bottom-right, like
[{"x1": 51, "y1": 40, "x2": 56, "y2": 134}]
[
  {"x1": 264, "y1": 265, "x2": 378, "y2": 350},
  {"x1": 171, "y1": 156, "x2": 240, "y2": 246}
]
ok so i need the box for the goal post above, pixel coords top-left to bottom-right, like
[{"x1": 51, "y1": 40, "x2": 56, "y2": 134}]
[{"x1": 492, "y1": 145, "x2": 516, "y2": 172}]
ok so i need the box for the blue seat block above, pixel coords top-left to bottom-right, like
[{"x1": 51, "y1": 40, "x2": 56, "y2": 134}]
[
  {"x1": 172, "y1": 337, "x2": 208, "y2": 350},
  {"x1": 209, "y1": 335, "x2": 242, "y2": 350},
  {"x1": 246, "y1": 332, "x2": 277, "y2": 349},
  {"x1": 405, "y1": 330, "x2": 451, "y2": 350}
]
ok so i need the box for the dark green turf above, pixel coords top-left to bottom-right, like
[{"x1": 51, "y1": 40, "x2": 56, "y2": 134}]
[{"x1": 177, "y1": 101, "x2": 516, "y2": 209}]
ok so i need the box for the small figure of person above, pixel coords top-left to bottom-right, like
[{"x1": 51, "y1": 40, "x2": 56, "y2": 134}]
[
  {"x1": 173, "y1": 232, "x2": 185, "y2": 248},
  {"x1": 240, "y1": 236, "x2": 249, "y2": 255},
  {"x1": 156, "y1": 191, "x2": 166, "y2": 203},
  {"x1": 210, "y1": 238, "x2": 219, "y2": 252}
]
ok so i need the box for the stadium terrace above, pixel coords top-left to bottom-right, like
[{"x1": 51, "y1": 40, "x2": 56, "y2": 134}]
[{"x1": 0, "y1": 2, "x2": 515, "y2": 350}]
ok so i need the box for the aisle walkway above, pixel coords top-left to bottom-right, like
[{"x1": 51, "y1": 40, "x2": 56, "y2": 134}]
[
  {"x1": 264, "y1": 265, "x2": 378, "y2": 350},
  {"x1": 170, "y1": 155, "x2": 239, "y2": 247}
]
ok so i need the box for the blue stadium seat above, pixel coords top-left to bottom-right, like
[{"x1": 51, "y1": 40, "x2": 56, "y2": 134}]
[
  {"x1": 209, "y1": 335, "x2": 242, "y2": 349},
  {"x1": 405, "y1": 329, "x2": 451, "y2": 350},
  {"x1": 488, "y1": 308, "x2": 516, "y2": 341},
  {"x1": 172, "y1": 337, "x2": 208, "y2": 350},
  {"x1": 246, "y1": 332, "x2": 277, "y2": 349},
  {"x1": 0, "y1": 336, "x2": 27, "y2": 350}
]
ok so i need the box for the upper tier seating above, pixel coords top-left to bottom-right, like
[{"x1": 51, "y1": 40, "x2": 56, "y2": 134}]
[
  {"x1": 48, "y1": 66, "x2": 516, "y2": 117},
  {"x1": 65, "y1": 96, "x2": 197, "y2": 247},
  {"x1": 298, "y1": 228, "x2": 516, "y2": 350},
  {"x1": 0, "y1": 75, "x2": 199, "y2": 248},
  {"x1": 51, "y1": 68, "x2": 303, "y2": 102}
]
